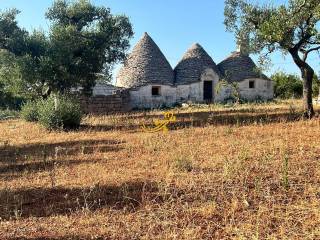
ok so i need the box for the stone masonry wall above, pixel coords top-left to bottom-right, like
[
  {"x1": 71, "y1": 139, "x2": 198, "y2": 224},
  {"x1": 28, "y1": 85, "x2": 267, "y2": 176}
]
[
  {"x1": 237, "y1": 78, "x2": 274, "y2": 101},
  {"x1": 79, "y1": 90, "x2": 131, "y2": 114},
  {"x1": 129, "y1": 68, "x2": 220, "y2": 109}
]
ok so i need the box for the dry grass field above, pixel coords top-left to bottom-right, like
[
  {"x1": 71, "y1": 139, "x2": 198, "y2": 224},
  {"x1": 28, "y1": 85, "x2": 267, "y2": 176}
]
[{"x1": 0, "y1": 100, "x2": 320, "y2": 239}]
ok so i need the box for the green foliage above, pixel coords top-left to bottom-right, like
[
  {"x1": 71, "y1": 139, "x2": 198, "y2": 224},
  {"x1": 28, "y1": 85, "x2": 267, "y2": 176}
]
[
  {"x1": 0, "y1": 9, "x2": 27, "y2": 55},
  {"x1": 0, "y1": 82, "x2": 24, "y2": 110},
  {"x1": 0, "y1": 0, "x2": 133, "y2": 101},
  {"x1": 0, "y1": 50, "x2": 29, "y2": 108},
  {"x1": 0, "y1": 109, "x2": 19, "y2": 120},
  {"x1": 0, "y1": 14, "x2": 26, "y2": 107},
  {"x1": 224, "y1": 0, "x2": 320, "y2": 56},
  {"x1": 16, "y1": 30, "x2": 53, "y2": 98},
  {"x1": 21, "y1": 95, "x2": 83, "y2": 130},
  {"x1": 44, "y1": 0, "x2": 134, "y2": 95},
  {"x1": 20, "y1": 100, "x2": 41, "y2": 122},
  {"x1": 38, "y1": 95, "x2": 83, "y2": 130},
  {"x1": 272, "y1": 71, "x2": 319, "y2": 99},
  {"x1": 271, "y1": 71, "x2": 303, "y2": 99},
  {"x1": 224, "y1": 0, "x2": 320, "y2": 116}
]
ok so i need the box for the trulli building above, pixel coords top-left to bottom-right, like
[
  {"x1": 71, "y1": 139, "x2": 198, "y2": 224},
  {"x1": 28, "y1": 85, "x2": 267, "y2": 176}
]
[{"x1": 114, "y1": 32, "x2": 273, "y2": 109}]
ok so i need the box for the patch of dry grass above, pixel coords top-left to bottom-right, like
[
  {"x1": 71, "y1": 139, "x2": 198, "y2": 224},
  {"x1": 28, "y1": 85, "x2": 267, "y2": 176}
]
[{"x1": 0, "y1": 100, "x2": 319, "y2": 239}]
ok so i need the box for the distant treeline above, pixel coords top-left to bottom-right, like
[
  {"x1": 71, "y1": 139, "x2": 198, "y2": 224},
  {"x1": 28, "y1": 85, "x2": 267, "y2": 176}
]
[{"x1": 271, "y1": 71, "x2": 319, "y2": 99}]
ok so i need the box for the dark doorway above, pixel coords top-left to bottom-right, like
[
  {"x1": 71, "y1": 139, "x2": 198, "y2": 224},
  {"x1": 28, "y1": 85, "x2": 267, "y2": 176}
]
[
  {"x1": 249, "y1": 80, "x2": 255, "y2": 89},
  {"x1": 203, "y1": 81, "x2": 213, "y2": 102}
]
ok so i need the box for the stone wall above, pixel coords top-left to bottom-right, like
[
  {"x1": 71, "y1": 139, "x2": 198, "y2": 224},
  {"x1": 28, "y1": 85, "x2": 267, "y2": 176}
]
[
  {"x1": 129, "y1": 85, "x2": 177, "y2": 109},
  {"x1": 215, "y1": 78, "x2": 274, "y2": 102},
  {"x1": 176, "y1": 68, "x2": 219, "y2": 103},
  {"x1": 79, "y1": 90, "x2": 131, "y2": 114},
  {"x1": 128, "y1": 77, "x2": 273, "y2": 109},
  {"x1": 129, "y1": 68, "x2": 221, "y2": 109},
  {"x1": 237, "y1": 78, "x2": 274, "y2": 101}
]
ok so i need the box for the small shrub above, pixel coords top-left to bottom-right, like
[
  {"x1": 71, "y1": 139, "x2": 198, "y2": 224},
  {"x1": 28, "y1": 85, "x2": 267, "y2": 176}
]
[
  {"x1": 0, "y1": 109, "x2": 19, "y2": 120},
  {"x1": 38, "y1": 95, "x2": 83, "y2": 130},
  {"x1": 0, "y1": 81, "x2": 25, "y2": 110},
  {"x1": 20, "y1": 100, "x2": 41, "y2": 122}
]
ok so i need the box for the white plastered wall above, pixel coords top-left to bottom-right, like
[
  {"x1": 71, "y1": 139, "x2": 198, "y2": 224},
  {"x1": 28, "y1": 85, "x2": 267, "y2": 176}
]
[
  {"x1": 238, "y1": 78, "x2": 274, "y2": 101},
  {"x1": 118, "y1": 70, "x2": 274, "y2": 109},
  {"x1": 129, "y1": 68, "x2": 221, "y2": 109},
  {"x1": 129, "y1": 85, "x2": 177, "y2": 109},
  {"x1": 176, "y1": 68, "x2": 220, "y2": 103}
]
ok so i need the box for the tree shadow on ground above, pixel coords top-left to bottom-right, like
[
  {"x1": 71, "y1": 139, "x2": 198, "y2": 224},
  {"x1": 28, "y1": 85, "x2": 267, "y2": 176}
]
[
  {"x1": 0, "y1": 139, "x2": 125, "y2": 164},
  {"x1": 0, "y1": 157, "x2": 110, "y2": 177},
  {"x1": 108, "y1": 107, "x2": 288, "y2": 120},
  {"x1": 83, "y1": 110, "x2": 309, "y2": 132},
  {"x1": 170, "y1": 110, "x2": 304, "y2": 129},
  {"x1": 0, "y1": 181, "x2": 158, "y2": 220}
]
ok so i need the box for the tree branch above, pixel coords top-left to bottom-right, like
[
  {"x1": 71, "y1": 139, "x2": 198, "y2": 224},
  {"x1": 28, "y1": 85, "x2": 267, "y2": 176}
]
[
  {"x1": 307, "y1": 40, "x2": 320, "y2": 45},
  {"x1": 292, "y1": 0, "x2": 307, "y2": 15},
  {"x1": 302, "y1": 45, "x2": 320, "y2": 61}
]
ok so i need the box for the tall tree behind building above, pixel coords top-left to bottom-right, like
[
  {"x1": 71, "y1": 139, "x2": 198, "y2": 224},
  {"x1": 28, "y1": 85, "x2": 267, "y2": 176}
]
[
  {"x1": 224, "y1": 0, "x2": 320, "y2": 118},
  {"x1": 0, "y1": 0, "x2": 133, "y2": 103}
]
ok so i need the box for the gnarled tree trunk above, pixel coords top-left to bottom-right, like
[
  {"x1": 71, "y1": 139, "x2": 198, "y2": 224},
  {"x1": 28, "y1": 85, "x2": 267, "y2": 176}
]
[
  {"x1": 289, "y1": 49, "x2": 315, "y2": 119},
  {"x1": 301, "y1": 67, "x2": 315, "y2": 118}
]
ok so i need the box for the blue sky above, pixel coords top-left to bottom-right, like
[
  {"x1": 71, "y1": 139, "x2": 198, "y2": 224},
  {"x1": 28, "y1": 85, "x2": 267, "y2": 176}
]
[{"x1": 1, "y1": 0, "x2": 319, "y2": 81}]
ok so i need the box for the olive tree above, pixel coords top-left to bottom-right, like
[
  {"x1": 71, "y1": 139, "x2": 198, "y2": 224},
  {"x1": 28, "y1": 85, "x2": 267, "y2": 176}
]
[
  {"x1": 224, "y1": 0, "x2": 320, "y2": 118},
  {"x1": 45, "y1": 0, "x2": 134, "y2": 95},
  {"x1": 0, "y1": 0, "x2": 134, "y2": 100}
]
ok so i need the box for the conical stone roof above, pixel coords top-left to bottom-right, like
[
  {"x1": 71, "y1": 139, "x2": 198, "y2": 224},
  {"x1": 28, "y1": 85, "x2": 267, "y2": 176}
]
[
  {"x1": 116, "y1": 32, "x2": 174, "y2": 88},
  {"x1": 218, "y1": 51, "x2": 269, "y2": 83},
  {"x1": 174, "y1": 43, "x2": 221, "y2": 85}
]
